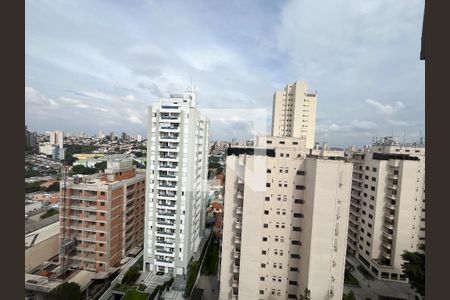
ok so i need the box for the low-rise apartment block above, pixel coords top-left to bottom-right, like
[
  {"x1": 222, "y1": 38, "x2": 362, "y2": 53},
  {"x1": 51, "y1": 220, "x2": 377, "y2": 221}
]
[{"x1": 59, "y1": 158, "x2": 146, "y2": 272}]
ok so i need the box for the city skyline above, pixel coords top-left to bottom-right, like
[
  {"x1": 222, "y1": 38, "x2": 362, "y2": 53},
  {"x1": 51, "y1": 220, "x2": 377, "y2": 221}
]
[{"x1": 26, "y1": 0, "x2": 424, "y2": 147}]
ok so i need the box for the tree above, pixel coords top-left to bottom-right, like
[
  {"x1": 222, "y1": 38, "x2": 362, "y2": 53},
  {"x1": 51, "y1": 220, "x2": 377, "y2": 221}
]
[
  {"x1": 401, "y1": 245, "x2": 425, "y2": 297},
  {"x1": 50, "y1": 282, "x2": 81, "y2": 300},
  {"x1": 300, "y1": 288, "x2": 311, "y2": 300},
  {"x1": 46, "y1": 182, "x2": 60, "y2": 192},
  {"x1": 343, "y1": 291, "x2": 356, "y2": 300},
  {"x1": 71, "y1": 165, "x2": 97, "y2": 175},
  {"x1": 122, "y1": 266, "x2": 140, "y2": 285},
  {"x1": 94, "y1": 161, "x2": 107, "y2": 171}
]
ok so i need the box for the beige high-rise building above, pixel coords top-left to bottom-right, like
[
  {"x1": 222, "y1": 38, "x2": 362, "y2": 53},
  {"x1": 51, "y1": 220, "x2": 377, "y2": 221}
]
[
  {"x1": 346, "y1": 137, "x2": 425, "y2": 282},
  {"x1": 219, "y1": 137, "x2": 353, "y2": 300},
  {"x1": 271, "y1": 80, "x2": 317, "y2": 149}
]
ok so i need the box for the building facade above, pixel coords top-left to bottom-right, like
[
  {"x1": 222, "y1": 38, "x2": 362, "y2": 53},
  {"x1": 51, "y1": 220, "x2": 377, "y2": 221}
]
[
  {"x1": 346, "y1": 137, "x2": 425, "y2": 282},
  {"x1": 59, "y1": 158, "x2": 145, "y2": 272},
  {"x1": 143, "y1": 90, "x2": 209, "y2": 276},
  {"x1": 219, "y1": 140, "x2": 352, "y2": 300},
  {"x1": 271, "y1": 80, "x2": 317, "y2": 149}
]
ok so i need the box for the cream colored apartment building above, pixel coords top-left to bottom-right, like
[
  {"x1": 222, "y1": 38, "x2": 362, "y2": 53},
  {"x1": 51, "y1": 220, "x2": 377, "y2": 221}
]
[
  {"x1": 271, "y1": 81, "x2": 317, "y2": 149},
  {"x1": 346, "y1": 137, "x2": 425, "y2": 282},
  {"x1": 219, "y1": 137, "x2": 352, "y2": 300}
]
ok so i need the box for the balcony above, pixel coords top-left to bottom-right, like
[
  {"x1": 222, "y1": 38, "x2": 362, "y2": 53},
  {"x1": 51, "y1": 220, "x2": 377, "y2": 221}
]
[
  {"x1": 236, "y1": 207, "x2": 242, "y2": 215},
  {"x1": 237, "y1": 191, "x2": 243, "y2": 199},
  {"x1": 155, "y1": 258, "x2": 174, "y2": 264},
  {"x1": 159, "y1": 155, "x2": 178, "y2": 161},
  {"x1": 237, "y1": 178, "x2": 244, "y2": 185},
  {"x1": 388, "y1": 173, "x2": 399, "y2": 180},
  {"x1": 234, "y1": 236, "x2": 241, "y2": 244},
  {"x1": 381, "y1": 250, "x2": 391, "y2": 259},
  {"x1": 156, "y1": 231, "x2": 175, "y2": 237},
  {"x1": 160, "y1": 126, "x2": 179, "y2": 132},
  {"x1": 234, "y1": 220, "x2": 242, "y2": 230},
  {"x1": 232, "y1": 264, "x2": 240, "y2": 273},
  {"x1": 386, "y1": 193, "x2": 397, "y2": 200},
  {"x1": 388, "y1": 184, "x2": 398, "y2": 190},
  {"x1": 383, "y1": 230, "x2": 393, "y2": 240},
  {"x1": 231, "y1": 278, "x2": 239, "y2": 288},
  {"x1": 234, "y1": 247, "x2": 240, "y2": 259},
  {"x1": 159, "y1": 173, "x2": 177, "y2": 180},
  {"x1": 384, "y1": 222, "x2": 394, "y2": 230},
  {"x1": 156, "y1": 239, "x2": 174, "y2": 246}
]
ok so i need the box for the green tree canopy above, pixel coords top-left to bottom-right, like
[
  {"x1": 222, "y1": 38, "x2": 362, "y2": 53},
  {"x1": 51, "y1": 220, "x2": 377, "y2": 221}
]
[
  {"x1": 401, "y1": 245, "x2": 425, "y2": 297},
  {"x1": 50, "y1": 282, "x2": 82, "y2": 300},
  {"x1": 94, "y1": 161, "x2": 107, "y2": 171},
  {"x1": 46, "y1": 181, "x2": 60, "y2": 192}
]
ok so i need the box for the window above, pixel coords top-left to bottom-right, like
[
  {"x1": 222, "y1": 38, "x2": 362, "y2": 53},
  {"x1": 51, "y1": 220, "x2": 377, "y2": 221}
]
[
  {"x1": 259, "y1": 290, "x2": 264, "y2": 295},
  {"x1": 364, "y1": 184, "x2": 368, "y2": 188},
  {"x1": 295, "y1": 185, "x2": 305, "y2": 190},
  {"x1": 297, "y1": 170, "x2": 305, "y2": 175},
  {"x1": 365, "y1": 175, "x2": 369, "y2": 180},
  {"x1": 372, "y1": 177, "x2": 376, "y2": 182},
  {"x1": 261, "y1": 263, "x2": 266, "y2": 268},
  {"x1": 266, "y1": 183, "x2": 271, "y2": 187},
  {"x1": 263, "y1": 224, "x2": 268, "y2": 228},
  {"x1": 369, "y1": 214, "x2": 373, "y2": 220},
  {"x1": 260, "y1": 277, "x2": 265, "y2": 281},
  {"x1": 264, "y1": 210, "x2": 269, "y2": 215},
  {"x1": 295, "y1": 199, "x2": 305, "y2": 204},
  {"x1": 289, "y1": 281, "x2": 297, "y2": 286},
  {"x1": 262, "y1": 250, "x2": 267, "y2": 255},
  {"x1": 290, "y1": 267, "x2": 299, "y2": 272},
  {"x1": 366, "y1": 241, "x2": 371, "y2": 247},
  {"x1": 280, "y1": 141, "x2": 285, "y2": 144},
  {"x1": 267, "y1": 169, "x2": 271, "y2": 173},
  {"x1": 292, "y1": 240, "x2": 301, "y2": 245},
  {"x1": 267, "y1": 140, "x2": 272, "y2": 144},
  {"x1": 293, "y1": 213, "x2": 304, "y2": 218},
  {"x1": 372, "y1": 167, "x2": 377, "y2": 172},
  {"x1": 293, "y1": 226, "x2": 302, "y2": 232},
  {"x1": 262, "y1": 237, "x2": 267, "y2": 241},
  {"x1": 291, "y1": 254, "x2": 300, "y2": 259},
  {"x1": 365, "y1": 166, "x2": 370, "y2": 171},
  {"x1": 371, "y1": 186, "x2": 375, "y2": 191},
  {"x1": 368, "y1": 223, "x2": 373, "y2": 228},
  {"x1": 100, "y1": 192, "x2": 105, "y2": 196},
  {"x1": 367, "y1": 232, "x2": 372, "y2": 238},
  {"x1": 265, "y1": 196, "x2": 270, "y2": 201}
]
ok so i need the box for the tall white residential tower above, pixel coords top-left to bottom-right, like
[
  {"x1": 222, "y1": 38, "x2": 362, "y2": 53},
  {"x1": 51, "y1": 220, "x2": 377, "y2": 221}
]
[
  {"x1": 144, "y1": 91, "x2": 209, "y2": 276},
  {"x1": 271, "y1": 80, "x2": 317, "y2": 149}
]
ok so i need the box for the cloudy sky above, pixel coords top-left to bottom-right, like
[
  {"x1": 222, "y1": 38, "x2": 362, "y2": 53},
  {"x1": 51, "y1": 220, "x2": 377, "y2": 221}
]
[{"x1": 25, "y1": 0, "x2": 424, "y2": 147}]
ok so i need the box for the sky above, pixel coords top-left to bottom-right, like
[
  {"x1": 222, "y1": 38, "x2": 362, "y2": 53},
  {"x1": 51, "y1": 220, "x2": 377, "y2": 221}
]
[{"x1": 25, "y1": 0, "x2": 425, "y2": 147}]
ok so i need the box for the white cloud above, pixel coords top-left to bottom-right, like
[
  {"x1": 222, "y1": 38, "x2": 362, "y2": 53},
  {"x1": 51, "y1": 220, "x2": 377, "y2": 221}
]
[
  {"x1": 350, "y1": 120, "x2": 378, "y2": 130},
  {"x1": 365, "y1": 99, "x2": 394, "y2": 115},
  {"x1": 124, "y1": 94, "x2": 136, "y2": 101}
]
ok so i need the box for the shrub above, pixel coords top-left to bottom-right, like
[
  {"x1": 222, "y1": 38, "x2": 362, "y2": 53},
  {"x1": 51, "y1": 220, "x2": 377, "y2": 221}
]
[{"x1": 50, "y1": 282, "x2": 82, "y2": 300}]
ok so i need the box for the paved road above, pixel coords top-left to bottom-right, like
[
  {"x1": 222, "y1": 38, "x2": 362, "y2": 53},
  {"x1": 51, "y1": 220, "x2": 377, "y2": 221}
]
[
  {"x1": 196, "y1": 275, "x2": 219, "y2": 300},
  {"x1": 25, "y1": 213, "x2": 59, "y2": 234}
]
